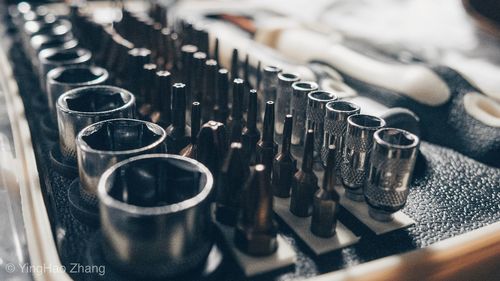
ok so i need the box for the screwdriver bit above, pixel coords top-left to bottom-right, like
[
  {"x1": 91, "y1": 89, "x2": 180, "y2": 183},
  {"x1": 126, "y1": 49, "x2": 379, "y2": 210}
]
[
  {"x1": 310, "y1": 145, "x2": 340, "y2": 237},
  {"x1": 180, "y1": 44, "x2": 197, "y2": 99},
  {"x1": 197, "y1": 120, "x2": 228, "y2": 184},
  {"x1": 272, "y1": 114, "x2": 297, "y2": 198},
  {"x1": 216, "y1": 142, "x2": 250, "y2": 226},
  {"x1": 290, "y1": 129, "x2": 319, "y2": 217},
  {"x1": 234, "y1": 164, "x2": 278, "y2": 256},
  {"x1": 180, "y1": 102, "x2": 201, "y2": 159},
  {"x1": 275, "y1": 72, "x2": 300, "y2": 136},
  {"x1": 213, "y1": 37, "x2": 219, "y2": 63},
  {"x1": 214, "y1": 68, "x2": 229, "y2": 124},
  {"x1": 203, "y1": 59, "x2": 218, "y2": 122},
  {"x1": 227, "y1": 78, "x2": 245, "y2": 142},
  {"x1": 138, "y1": 63, "x2": 158, "y2": 119},
  {"x1": 192, "y1": 51, "x2": 207, "y2": 105},
  {"x1": 150, "y1": 70, "x2": 171, "y2": 128},
  {"x1": 165, "y1": 83, "x2": 191, "y2": 154},
  {"x1": 241, "y1": 89, "x2": 261, "y2": 164},
  {"x1": 230, "y1": 48, "x2": 239, "y2": 81},
  {"x1": 125, "y1": 48, "x2": 151, "y2": 96},
  {"x1": 256, "y1": 101, "x2": 278, "y2": 176}
]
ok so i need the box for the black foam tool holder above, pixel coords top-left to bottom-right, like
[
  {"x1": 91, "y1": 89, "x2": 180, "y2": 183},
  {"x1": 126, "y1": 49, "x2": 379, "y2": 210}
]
[
  {"x1": 68, "y1": 179, "x2": 100, "y2": 227},
  {"x1": 49, "y1": 144, "x2": 78, "y2": 178}
]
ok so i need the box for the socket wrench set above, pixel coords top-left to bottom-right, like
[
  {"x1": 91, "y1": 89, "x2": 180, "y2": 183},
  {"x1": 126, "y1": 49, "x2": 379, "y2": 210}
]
[{"x1": 0, "y1": 1, "x2": 499, "y2": 281}]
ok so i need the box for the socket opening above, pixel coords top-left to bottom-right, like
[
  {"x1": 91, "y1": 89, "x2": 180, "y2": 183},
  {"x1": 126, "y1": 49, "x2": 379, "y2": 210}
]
[
  {"x1": 53, "y1": 67, "x2": 105, "y2": 84},
  {"x1": 293, "y1": 81, "x2": 318, "y2": 91},
  {"x1": 308, "y1": 90, "x2": 337, "y2": 102},
  {"x1": 349, "y1": 114, "x2": 385, "y2": 129},
  {"x1": 103, "y1": 155, "x2": 212, "y2": 209},
  {"x1": 59, "y1": 86, "x2": 134, "y2": 115},
  {"x1": 81, "y1": 120, "x2": 164, "y2": 152},
  {"x1": 375, "y1": 128, "x2": 419, "y2": 148},
  {"x1": 327, "y1": 100, "x2": 360, "y2": 113}
]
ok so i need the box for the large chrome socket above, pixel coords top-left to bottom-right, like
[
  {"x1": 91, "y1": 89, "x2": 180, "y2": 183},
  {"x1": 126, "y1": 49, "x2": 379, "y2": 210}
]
[
  {"x1": 341, "y1": 114, "x2": 385, "y2": 201},
  {"x1": 275, "y1": 72, "x2": 300, "y2": 136},
  {"x1": 322, "y1": 101, "x2": 360, "y2": 170},
  {"x1": 38, "y1": 47, "x2": 92, "y2": 93},
  {"x1": 76, "y1": 119, "x2": 166, "y2": 209},
  {"x1": 291, "y1": 81, "x2": 319, "y2": 145},
  {"x1": 306, "y1": 91, "x2": 337, "y2": 156},
  {"x1": 364, "y1": 128, "x2": 419, "y2": 221},
  {"x1": 56, "y1": 86, "x2": 135, "y2": 165},
  {"x1": 47, "y1": 65, "x2": 109, "y2": 122},
  {"x1": 98, "y1": 154, "x2": 214, "y2": 278}
]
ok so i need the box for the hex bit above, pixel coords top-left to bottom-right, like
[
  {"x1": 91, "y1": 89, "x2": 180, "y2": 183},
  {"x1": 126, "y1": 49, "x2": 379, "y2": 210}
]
[
  {"x1": 241, "y1": 89, "x2": 261, "y2": 164},
  {"x1": 192, "y1": 51, "x2": 207, "y2": 105},
  {"x1": 125, "y1": 48, "x2": 151, "y2": 96},
  {"x1": 227, "y1": 78, "x2": 245, "y2": 142},
  {"x1": 291, "y1": 81, "x2": 319, "y2": 145},
  {"x1": 138, "y1": 63, "x2": 158, "y2": 119},
  {"x1": 214, "y1": 68, "x2": 229, "y2": 124},
  {"x1": 234, "y1": 164, "x2": 278, "y2": 256},
  {"x1": 150, "y1": 70, "x2": 172, "y2": 128},
  {"x1": 180, "y1": 44, "x2": 197, "y2": 100},
  {"x1": 289, "y1": 129, "x2": 319, "y2": 217},
  {"x1": 180, "y1": 102, "x2": 201, "y2": 159},
  {"x1": 216, "y1": 142, "x2": 250, "y2": 226},
  {"x1": 165, "y1": 83, "x2": 191, "y2": 154},
  {"x1": 272, "y1": 114, "x2": 297, "y2": 198},
  {"x1": 203, "y1": 59, "x2": 218, "y2": 122},
  {"x1": 310, "y1": 146, "x2": 340, "y2": 237},
  {"x1": 213, "y1": 37, "x2": 220, "y2": 63},
  {"x1": 230, "y1": 48, "x2": 239, "y2": 81},
  {"x1": 275, "y1": 72, "x2": 300, "y2": 136},
  {"x1": 196, "y1": 121, "x2": 228, "y2": 184},
  {"x1": 256, "y1": 101, "x2": 278, "y2": 176}
]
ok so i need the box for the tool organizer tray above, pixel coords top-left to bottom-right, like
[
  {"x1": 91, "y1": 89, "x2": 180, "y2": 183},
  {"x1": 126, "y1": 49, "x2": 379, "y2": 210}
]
[{"x1": 5, "y1": 17, "x2": 500, "y2": 280}]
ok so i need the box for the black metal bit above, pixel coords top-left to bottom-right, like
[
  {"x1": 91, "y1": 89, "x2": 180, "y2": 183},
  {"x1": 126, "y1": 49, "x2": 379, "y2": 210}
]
[
  {"x1": 214, "y1": 68, "x2": 229, "y2": 124},
  {"x1": 230, "y1": 48, "x2": 239, "y2": 80},
  {"x1": 289, "y1": 129, "x2": 319, "y2": 217},
  {"x1": 180, "y1": 101, "x2": 201, "y2": 159},
  {"x1": 227, "y1": 78, "x2": 245, "y2": 142},
  {"x1": 310, "y1": 145, "x2": 340, "y2": 237},
  {"x1": 234, "y1": 164, "x2": 278, "y2": 256},
  {"x1": 241, "y1": 89, "x2": 261, "y2": 164},
  {"x1": 203, "y1": 59, "x2": 218, "y2": 122},
  {"x1": 192, "y1": 51, "x2": 207, "y2": 105},
  {"x1": 272, "y1": 114, "x2": 297, "y2": 198},
  {"x1": 257, "y1": 101, "x2": 278, "y2": 175},
  {"x1": 166, "y1": 83, "x2": 191, "y2": 154},
  {"x1": 197, "y1": 120, "x2": 228, "y2": 184},
  {"x1": 242, "y1": 54, "x2": 251, "y2": 112},
  {"x1": 125, "y1": 48, "x2": 151, "y2": 96},
  {"x1": 216, "y1": 142, "x2": 250, "y2": 226},
  {"x1": 150, "y1": 70, "x2": 172, "y2": 127},
  {"x1": 139, "y1": 63, "x2": 158, "y2": 119},
  {"x1": 213, "y1": 37, "x2": 220, "y2": 63},
  {"x1": 180, "y1": 44, "x2": 197, "y2": 84}
]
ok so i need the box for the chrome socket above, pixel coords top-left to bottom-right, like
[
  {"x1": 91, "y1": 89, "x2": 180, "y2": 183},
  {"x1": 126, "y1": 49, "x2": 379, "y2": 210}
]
[
  {"x1": 76, "y1": 119, "x2": 166, "y2": 209},
  {"x1": 291, "y1": 81, "x2": 319, "y2": 145},
  {"x1": 341, "y1": 114, "x2": 385, "y2": 201},
  {"x1": 275, "y1": 72, "x2": 300, "y2": 136},
  {"x1": 365, "y1": 128, "x2": 419, "y2": 221},
  {"x1": 47, "y1": 65, "x2": 109, "y2": 122},
  {"x1": 38, "y1": 47, "x2": 92, "y2": 93},
  {"x1": 260, "y1": 65, "x2": 281, "y2": 120},
  {"x1": 98, "y1": 154, "x2": 214, "y2": 278},
  {"x1": 56, "y1": 86, "x2": 135, "y2": 164},
  {"x1": 322, "y1": 101, "x2": 360, "y2": 170},
  {"x1": 306, "y1": 91, "x2": 337, "y2": 156}
]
